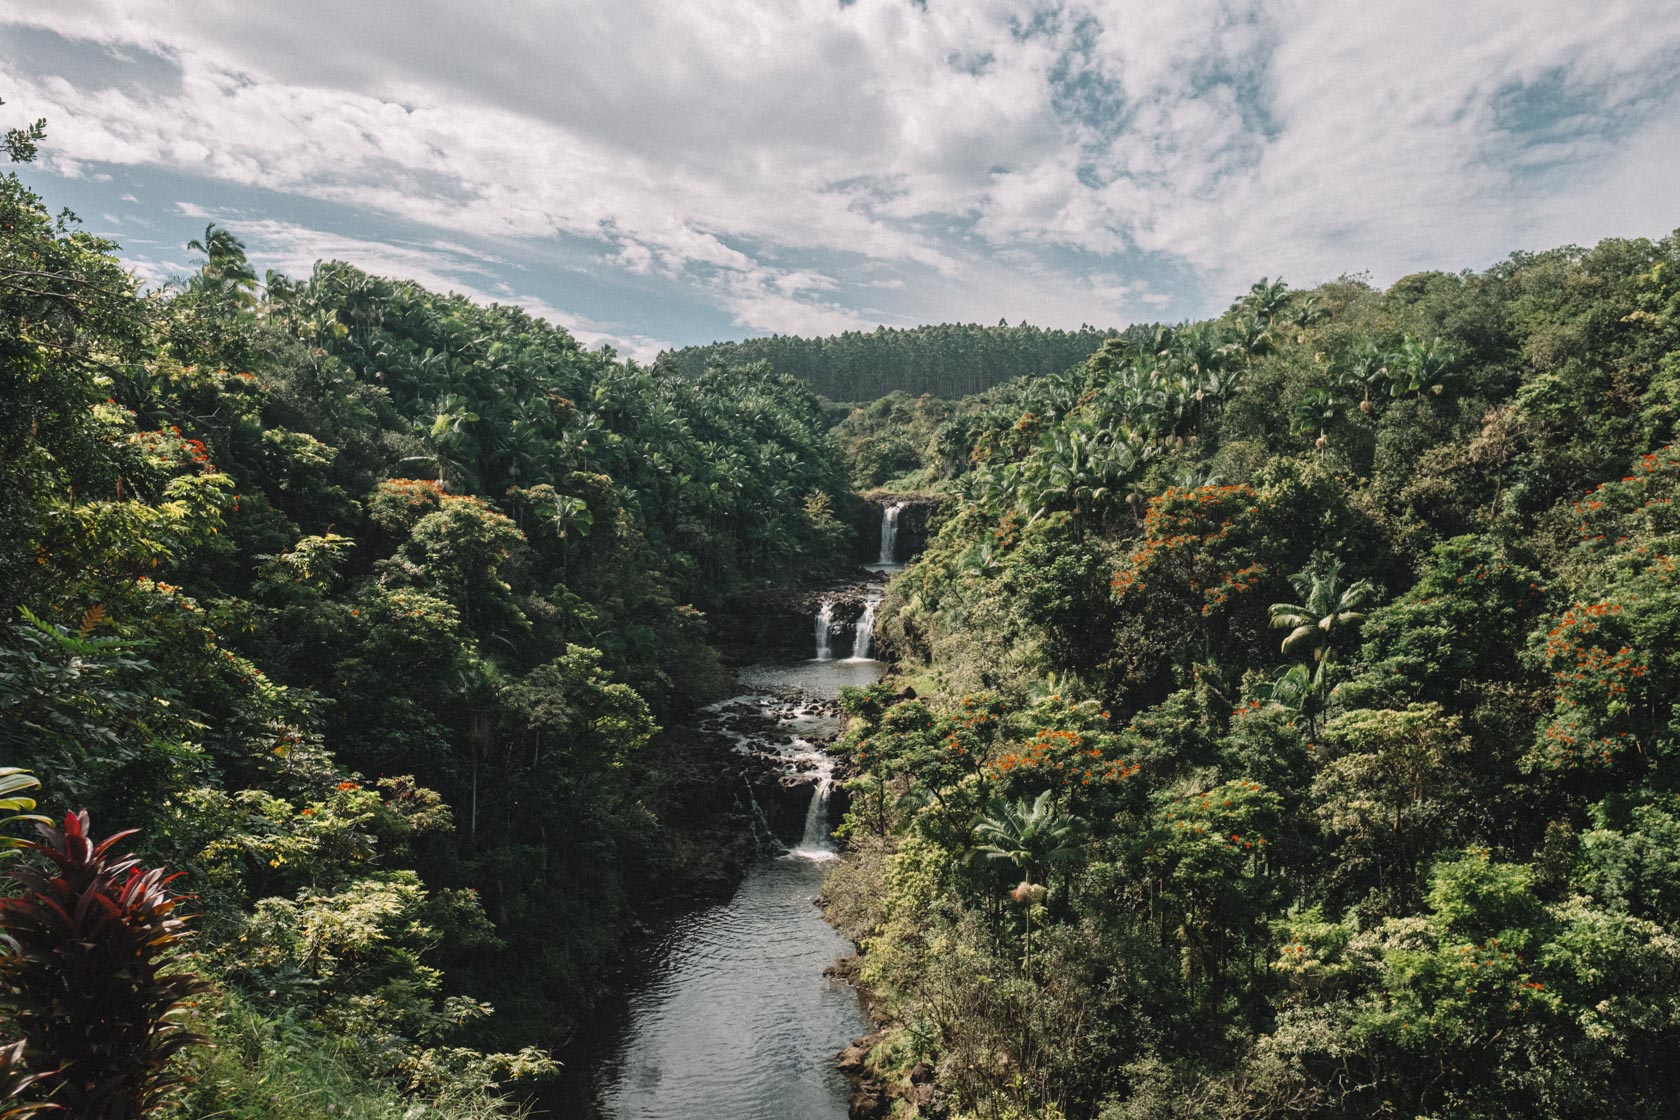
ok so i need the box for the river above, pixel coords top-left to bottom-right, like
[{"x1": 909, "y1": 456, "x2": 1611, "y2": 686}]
[
  {"x1": 553, "y1": 651, "x2": 883, "y2": 1119},
  {"x1": 551, "y1": 498, "x2": 913, "y2": 1119}
]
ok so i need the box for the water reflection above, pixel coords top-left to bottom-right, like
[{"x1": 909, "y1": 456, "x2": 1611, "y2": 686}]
[
  {"x1": 563, "y1": 656, "x2": 874, "y2": 1119},
  {"x1": 739, "y1": 658, "x2": 884, "y2": 699},
  {"x1": 590, "y1": 856, "x2": 862, "y2": 1120}
]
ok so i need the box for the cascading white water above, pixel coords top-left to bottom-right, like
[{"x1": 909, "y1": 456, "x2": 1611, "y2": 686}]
[
  {"x1": 813, "y1": 597, "x2": 836, "y2": 661},
  {"x1": 847, "y1": 596, "x2": 879, "y2": 661},
  {"x1": 742, "y1": 778, "x2": 777, "y2": 851},
  {"x1": 878, "y1": 501, "x2": 906, "y2": 566},
  {"x1": 789, "y1": 763, "x2": 836, "y2": 861}
]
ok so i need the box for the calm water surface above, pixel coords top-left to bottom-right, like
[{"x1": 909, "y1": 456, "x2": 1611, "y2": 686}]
[{"x1": 561, "y1": 655, "x2": 881, "y2": 1119}]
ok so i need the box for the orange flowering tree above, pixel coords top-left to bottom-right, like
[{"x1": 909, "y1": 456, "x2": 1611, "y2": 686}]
[
  {"x1": 1528, "y1": 446, "x2": 1680, "y2": 774},
  {"x1": 840, "y1": 688, "x2": 1142, "y2": 854},
  {"x1": 978, "y1": 693, "x2": 1147, "y2": 823},
  {"x1": 1141, "y1": 778, "x2": 1283, "y2": 994},
  {"x1": 1106, "y1": 482, "x2": 1286, "y2": 704},
  {"x1": 839, "y1": 687, "x2": 994, "y2": 840}
]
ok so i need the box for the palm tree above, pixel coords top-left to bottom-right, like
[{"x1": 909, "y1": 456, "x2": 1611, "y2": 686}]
[
  {"x1": 1339, "y1": 340, "x2": 1387, "y2": 412},
  {"x1": 548, "y1": 494, "x2": 593, "y2": 581},
  {"x1": 1268, "y1": 559, "x2": 1376, "y2": 737},
  {"x1": 1268, "y1": 558, "x2": 1376, "y2": 662},
  {"x1": 976, "y1": 790, "x2": 1085, "y2": 973},
  {"x1": 1289, "y1": 294, "x2": 1329, "y2": 341},
  {"x1": 1239, "y1": 277, "x2": 1293, "y2": 325},
  {"x1": 1268, "y1": 659, "x2": 1333, "y2": 738},
  {"x1": 1292, "y1": 385, "x2": 1352, "y2": 456},
  {"x1": 185, "y1": 223, "x2": 258, "y2": 308},
  {"x1": 400, "y1": 395, "x2": 480, "y2": 490},
  {"x1": 1386, "y1": 335, "x2": 1457, "y2": 397},
  {"x1": 1172, "y1": 465, "x2": 1224, "y2": 490}
]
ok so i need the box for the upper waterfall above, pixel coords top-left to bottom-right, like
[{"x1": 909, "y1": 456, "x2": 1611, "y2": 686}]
[
  {"x1": 813, "y1": 597, "x2": 835, "y2": 661},
  {"x1": 878, "y1": 501, "x2": 906, "y2": 566}
]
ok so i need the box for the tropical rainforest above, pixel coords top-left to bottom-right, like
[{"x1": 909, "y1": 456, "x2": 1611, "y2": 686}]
[
  {"x1": 0, "y1": 124, "x2": 854, "y2": 1118},
  {"x1": 825, "y1": 237, "x2": 1680, "y2": 1119},
  {"x1": 7, "y1": 100, "x2": 1680, "y2": 1120}
]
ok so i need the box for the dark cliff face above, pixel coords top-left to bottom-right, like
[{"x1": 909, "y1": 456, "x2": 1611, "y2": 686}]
[
  {"x1": 710, "y1": 586, "x2": 884, "y2": 663},
  {"x1": 853, "y1": 495, "x2": 946, "y2": 565}
]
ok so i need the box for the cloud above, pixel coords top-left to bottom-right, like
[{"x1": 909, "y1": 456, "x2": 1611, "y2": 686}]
[{"x1": 0, "y1": 0, "x2": 1676, "y2": 344}]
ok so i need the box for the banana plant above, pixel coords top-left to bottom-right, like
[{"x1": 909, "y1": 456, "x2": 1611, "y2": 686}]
[{"x1": 0, "y1": 768, "x2": 46, "y2": 858}]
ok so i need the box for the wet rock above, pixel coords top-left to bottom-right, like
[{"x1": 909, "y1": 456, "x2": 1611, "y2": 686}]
[
  {"x1": 848, "y1": 1084, "x2": 890, "y2": 1119},
  {"x1": 836, "y1": 1040, "x2": 871, "y2": 1075}
]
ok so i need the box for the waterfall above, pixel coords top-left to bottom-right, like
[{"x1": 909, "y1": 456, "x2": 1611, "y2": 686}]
[
  {"x1": 847, "y1": 595, "x2": 879, "y2": 661},
  {"x1": 790, "y1": 766, "x2": 837, "y2": 860},
  {"x1": 813, "y1": 597, "x2": 835, "y2": 661},
  {"x1": 742, "y1": 778, "x2": 779, "y2": 853},
  {"x1": 878, "y1": 501, "x2": 906, "y2": 566}
]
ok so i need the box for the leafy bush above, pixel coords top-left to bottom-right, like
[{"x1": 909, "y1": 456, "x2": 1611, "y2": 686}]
[{"x1": 0, "y1": 811, "x2": 208, "y2": 1118}]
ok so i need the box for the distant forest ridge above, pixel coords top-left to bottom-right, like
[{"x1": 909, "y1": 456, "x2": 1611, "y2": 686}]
[{"x1": 661, "y1": 321, "x2": 1121, "y2": 400}]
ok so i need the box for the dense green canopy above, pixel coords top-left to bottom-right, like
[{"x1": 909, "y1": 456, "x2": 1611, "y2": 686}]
[
  {"x1": 826, "y1": 241, "x2": 1680, "y2": 1120},
  {"x1": 663, "y1": 320, "x2": 1117, "y2": 400},
  {"x1": 8, "y1": 106, "x2": 1680, "y2": 1120},
  {"x1": 0, "y1": 156, "x2": 851, "y2": 1117}
]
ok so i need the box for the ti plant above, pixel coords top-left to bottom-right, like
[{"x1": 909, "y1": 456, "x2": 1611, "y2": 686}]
[{"x1": 0, "y1": 810, "x2": 209, "y2": 1118}]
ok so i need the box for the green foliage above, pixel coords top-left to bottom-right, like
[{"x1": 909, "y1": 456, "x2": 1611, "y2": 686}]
[
  {"x1": 1311, "y1": 705, "x2": 1474, "y2": 914},
  {"x1": 0, "y1": 158, "x2": 858, "y2": 1114},
  {"x1": 14, "y1": 100, "x2": 1680, "y2": 1120},
  {"x1": 665, "y1": 321, "x2": 1115, "y2": 401},
  {"x1": 1268, "y1": 557, "x2": 1376, "y2": 661},
  {"x1": 171, "y1": 992, "x2": 540, "y2": 1120},
  {"x1": 827, "y1": 228, "x2": 1680, "y2": 1119},
  {"x1": 1, "y1": 99, "x2": 46, "y2": 164},
  {"x1": 976, "y1": 789, "x2": 1085, "y2": 885},
  {"x1": 0, "y1": 768, "x2": 44, "y2": 857}
]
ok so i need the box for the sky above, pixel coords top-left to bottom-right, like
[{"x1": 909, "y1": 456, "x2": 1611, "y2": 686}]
[{"x1": 1, "y1": 1, "x2": 1677, "y2": 362}]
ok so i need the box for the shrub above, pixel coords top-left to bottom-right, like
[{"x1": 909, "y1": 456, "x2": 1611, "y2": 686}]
[{"x1": 0, "y1": 810, "x2": 208, "y2": 1118}]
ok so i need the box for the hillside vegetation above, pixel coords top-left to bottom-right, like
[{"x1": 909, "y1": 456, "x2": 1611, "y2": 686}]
[
  {"x1": 10, "y1": 102, "x2": 1680, "y2": 1120},
  {"x1": 827, "y1": 240, "x2": 1680, "y2": 1119},
  {"x1": 0, "y1": 153, "x2": 852, "y2": 1116}
]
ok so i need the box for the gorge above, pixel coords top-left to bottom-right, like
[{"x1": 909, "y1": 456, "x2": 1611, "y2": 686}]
[
  {"x1": 553, "y1": 500, "x2": 921, "y2": 1118},
  {"x1": 6, "y1": 134, "x2": 1680, "y2": 1120}
]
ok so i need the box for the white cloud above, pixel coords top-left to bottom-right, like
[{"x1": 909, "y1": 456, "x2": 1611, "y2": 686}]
[{"x1": 0, "y1": 0, "x2": 1676, "y2": 339}]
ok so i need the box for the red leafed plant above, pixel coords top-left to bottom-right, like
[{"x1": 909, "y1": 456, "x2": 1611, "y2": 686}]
[{"x1": 0, "y1": 810, "x2": 209, "y2": 1118}]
